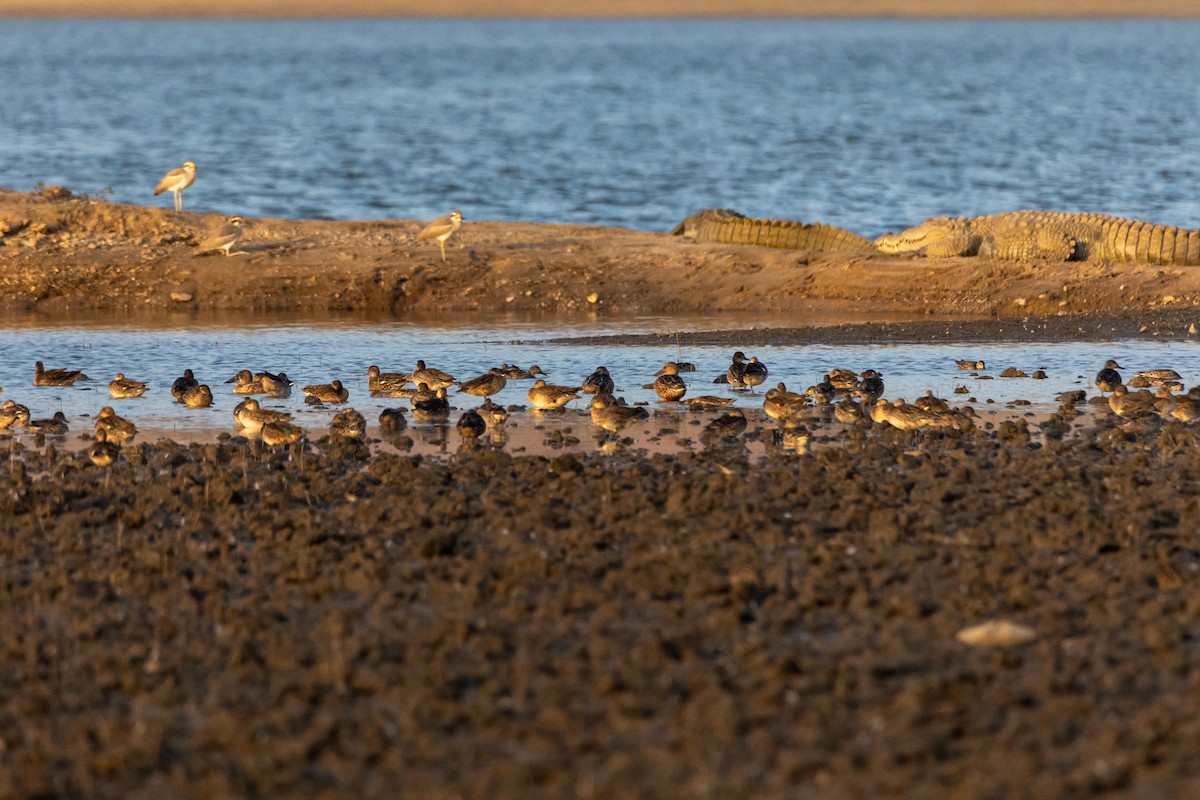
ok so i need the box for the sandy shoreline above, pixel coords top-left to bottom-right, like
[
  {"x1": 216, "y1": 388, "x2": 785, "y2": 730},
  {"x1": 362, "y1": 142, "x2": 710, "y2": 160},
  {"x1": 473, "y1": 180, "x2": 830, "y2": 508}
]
[
  {"x1": 5, "y1": 0, "x2": 1200, "y2": 18},
  {"x1": 4, "y1": 188, "x2": 1200, "y2": 340}
]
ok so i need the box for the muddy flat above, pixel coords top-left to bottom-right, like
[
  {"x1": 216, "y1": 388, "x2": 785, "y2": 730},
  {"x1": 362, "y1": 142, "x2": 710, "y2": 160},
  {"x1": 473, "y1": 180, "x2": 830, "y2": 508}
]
[
  {"x1": 4, "y1": 413, "x2": 1200, "y2": 797},
  {"x1": 5, "y1": 186, "x2": 1200, "y2": 798}
]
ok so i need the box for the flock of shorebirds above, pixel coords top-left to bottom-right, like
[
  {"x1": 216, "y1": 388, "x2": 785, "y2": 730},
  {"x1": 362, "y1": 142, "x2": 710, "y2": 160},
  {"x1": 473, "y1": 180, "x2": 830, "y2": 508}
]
[
  {"x1": 142, "y1": 162, "x2": 1198, "y2": 429},
  {"x1": 0, "y1": 160, "x2": 1155, "y2": 467},
  {"x1": 154, "y1": 159, "x2": 464, "y2": 260},
  {"x1": 3, "y1": 350, "x2": 1197, "y2": 467}
]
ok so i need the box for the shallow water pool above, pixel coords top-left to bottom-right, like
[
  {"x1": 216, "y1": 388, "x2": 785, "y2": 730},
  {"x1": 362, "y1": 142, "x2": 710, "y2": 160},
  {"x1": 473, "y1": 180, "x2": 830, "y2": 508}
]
[{"x1": 1, "y1": 313, "x2": 1194, "y2": 440}]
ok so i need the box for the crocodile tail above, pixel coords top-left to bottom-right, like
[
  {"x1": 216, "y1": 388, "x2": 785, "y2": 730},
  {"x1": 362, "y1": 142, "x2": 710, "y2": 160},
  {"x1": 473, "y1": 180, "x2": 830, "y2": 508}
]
[
  {"x1": 1097, "y1": 217, "x2": 1200, "y2": 265},
  {"x1": 767, "y1": 219, "x2": 785, "y2": 248},
  {"x1": 1179, "y1": 228, "x2": 1200, "y2": 265},
  {"x1": 1148, "y1": 225, "x2": 1200, "y2": 266},
  {"x1": 809, "y1": 221, "x2": 876, "y2": 253},
  {"x1": 689, "y1": 215, "x2": 873, "y2": 253},
  {"x1": 670, "y1": 208, "x2": 746, "y2": 238}
]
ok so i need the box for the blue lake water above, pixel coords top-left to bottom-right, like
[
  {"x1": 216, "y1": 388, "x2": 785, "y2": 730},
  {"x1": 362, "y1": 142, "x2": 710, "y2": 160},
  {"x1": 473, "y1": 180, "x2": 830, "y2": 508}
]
[{"x1": 2, "y1": 19, "x2": 1200, "y2": 236}]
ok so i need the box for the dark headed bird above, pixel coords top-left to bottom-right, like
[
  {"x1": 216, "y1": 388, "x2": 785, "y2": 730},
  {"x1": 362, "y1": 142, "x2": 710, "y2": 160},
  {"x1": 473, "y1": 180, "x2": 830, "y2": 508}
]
[{"x1": 1095, "y1": 360, "x2": 1124, "y2": 395}]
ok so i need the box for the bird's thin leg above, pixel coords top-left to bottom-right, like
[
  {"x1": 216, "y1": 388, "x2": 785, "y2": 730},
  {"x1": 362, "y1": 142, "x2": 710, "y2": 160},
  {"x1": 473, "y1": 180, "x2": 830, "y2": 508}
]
[{"x1": 440, "y1": 241, "x2": 447, "y2": 262}]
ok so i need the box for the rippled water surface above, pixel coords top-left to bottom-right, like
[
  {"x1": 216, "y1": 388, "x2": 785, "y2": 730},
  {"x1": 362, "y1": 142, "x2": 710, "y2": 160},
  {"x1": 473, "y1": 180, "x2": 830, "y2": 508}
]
[{"x1": 3, "y1": 19, "x2": 1200, "y2": 234}]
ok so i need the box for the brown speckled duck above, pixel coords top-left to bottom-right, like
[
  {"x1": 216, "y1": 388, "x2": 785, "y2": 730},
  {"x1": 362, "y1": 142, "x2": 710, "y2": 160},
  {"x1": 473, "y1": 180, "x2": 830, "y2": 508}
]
[
  {"x1": 261, "y1": 421, "x2": 305, "y2": 446},
  {"x1": 108, "y1": 373, "x2": 148, "y2": 399},
  {"x1": 409, "y1": 360, "x2": 456, "y2": 391},
  {"x1": 479, "y1": 397, "x2": 510, "y2": 426},
  {"x1": 260, "y1": 371, "x2": 293, "y2": 399},
  {"x1": 741, "y1": 357, "x2": 768, "y2": 390},
  {"x1": 1095, "y1": 360, "x2": 1124, "y2": 395},
  {"x1": 590, "y1": 393, "x2": 649, "y2": 432},
  {"x1": 806, "y1": 375, "x2": 837, "y2": 406},
  {"x1": 763, "y1": 382, "x2": 807, "y2": 421},
  {"x1": 171, "y1": 369, "x2": 199, "y2": 401},
  {"x1": 683, "y1": 395, "x2": 735, "y2": 410},
  {"x1": 330, "y1": 408, "x2": 367, "y2": 439},
  {"x1": 406, "y1": 382, "x2": 437, "y2": 406},
  {"x1": 581, "y1": 366, "x2": 615, "y2": 396},
  {"x1": 94, "y1": 406, "x2": 137, "y2": 442},
  {"x1": 779, "y1": 418, "x2": 811, "y2": 452},
  {"x1": 302, "y1": 379, "x2": 349, "y2": 404},
  {"x1": 234, "y1": 398, "x2": 292, "y2": 432},
  {"x1": 181, "y1": 384, "x2": 214, "y2": 408},
  {"x1": 413, "y1": 387, "x2": 452, "y2": 423},
  {"x1": 833, "y1": 398, "x2": 868, "y2": 427},
  {"x1": 652, "y1": 362, "x2": 687, "y2": 402},
  {"x1": 35, "y1": 361, "x2": 89, "y2": 387},
  {"x1": 226, "y1": 369, "x2": 266, "y2": 395},
  {"x1": 498, "y1": 364, "x2": 546, "y2": 380},
  {"x1": 1170, "y1": 394, "x2": 1200, "y2": 423},
  {"x1": 0, "y1": 400, "x2": 30, "y2": 429},
  {"x1": 456, "y1": 409, "x2": 487, "y2": 438},
  {"x1": 457, "y1": 368, "x2": 507, "y2": 398},
  {"x1": 700, "y1": 409, "x2": 747, "y2": 446},
  {"x1": 724, "y1": 351, "x2": 749, "y2": 387},
  {"x1": 855, "y1": 369, "x2": 885, "y2": 403},
  {"x1": 827, "y1": 368, "x2": 858, "y2": 393},
  {"x1": 367, "y1": 365, "x2": 410, "y2": 393},
  {"x1": 1135, "y1": 368, "x2": 1183, "y2": 386},
  {"x1": 527, "y1": 379, "x2": 581, "y2": 410},
  {"x1": 88, "y1": 428, "x2": 121, "y2": 466},
  {"x1": 379, "y1": 407, "x2": 408, "y2": 433},
  {"x1": 1107, "y1": 385, "x2": 1158, "y2": 420},
  {"x1": 913, "y1": 390, "x2": 952, "y2": 413},
  {"x1": 27, "y1": 411, "x2": 69, "y2": 436},
  {"x1": 870, "y1": 398, "x2": 973, "y2": 432},
  {"x1": 373, "y1": 384, "x2": 424, "y2": 400}
]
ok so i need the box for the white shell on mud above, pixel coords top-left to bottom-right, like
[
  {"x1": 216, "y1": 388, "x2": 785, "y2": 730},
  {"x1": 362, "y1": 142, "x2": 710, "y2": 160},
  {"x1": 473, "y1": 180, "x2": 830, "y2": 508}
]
[{"x1": 955, "y1": 619, "x2": 1037, "y2": 648}]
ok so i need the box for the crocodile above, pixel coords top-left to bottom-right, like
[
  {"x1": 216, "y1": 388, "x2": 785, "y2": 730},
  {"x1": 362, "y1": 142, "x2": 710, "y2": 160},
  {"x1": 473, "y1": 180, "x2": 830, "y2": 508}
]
[
  {"x1": 671, "y1": 208, "x2": 875, "y2": 254},
  {"x1": 875, "y1": 210, "x2": 1200, "y2": 265}
]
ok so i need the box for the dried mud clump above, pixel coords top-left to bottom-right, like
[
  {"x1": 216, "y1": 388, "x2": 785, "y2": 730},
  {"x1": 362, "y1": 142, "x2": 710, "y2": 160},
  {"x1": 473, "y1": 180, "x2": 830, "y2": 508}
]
[{"x1": 2, "y1": 429, "x2": 1200, "y2": 797}]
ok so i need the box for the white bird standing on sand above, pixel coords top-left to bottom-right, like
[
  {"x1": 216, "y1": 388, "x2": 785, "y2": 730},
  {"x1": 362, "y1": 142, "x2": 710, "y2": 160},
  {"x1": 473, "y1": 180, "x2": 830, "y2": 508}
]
[
  {"x1": 154, "y1": 160, "x2": 197, "y2": 211},
  {"x1": 417, "y1": 210, "x2": 463, "y2": 262},
  {"x1": 198, "y1": 215, "x2": 246, "y2": 256}
]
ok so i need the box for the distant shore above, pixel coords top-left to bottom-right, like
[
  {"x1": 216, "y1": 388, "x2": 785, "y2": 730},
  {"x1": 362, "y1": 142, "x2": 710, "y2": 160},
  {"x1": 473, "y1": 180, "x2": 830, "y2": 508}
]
[{"x1": 4, "y1": 0, "x2": 1200, "y2": 19}]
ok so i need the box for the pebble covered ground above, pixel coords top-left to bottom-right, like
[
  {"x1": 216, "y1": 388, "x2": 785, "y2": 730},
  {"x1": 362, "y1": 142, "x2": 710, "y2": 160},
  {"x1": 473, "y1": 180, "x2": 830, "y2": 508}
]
[{"x1": 2, "y1": 406, "x2": 1200, "y2": 797}]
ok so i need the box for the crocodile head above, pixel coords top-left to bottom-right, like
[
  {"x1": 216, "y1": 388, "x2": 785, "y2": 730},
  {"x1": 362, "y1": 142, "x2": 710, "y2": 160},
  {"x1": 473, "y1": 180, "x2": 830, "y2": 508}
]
[
  {"x1": 670, "y1": 207, "x2": 745, "y2": 237},
  {"x1": 875, "y1": 217, "x2": 981, "y2": 257}
]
